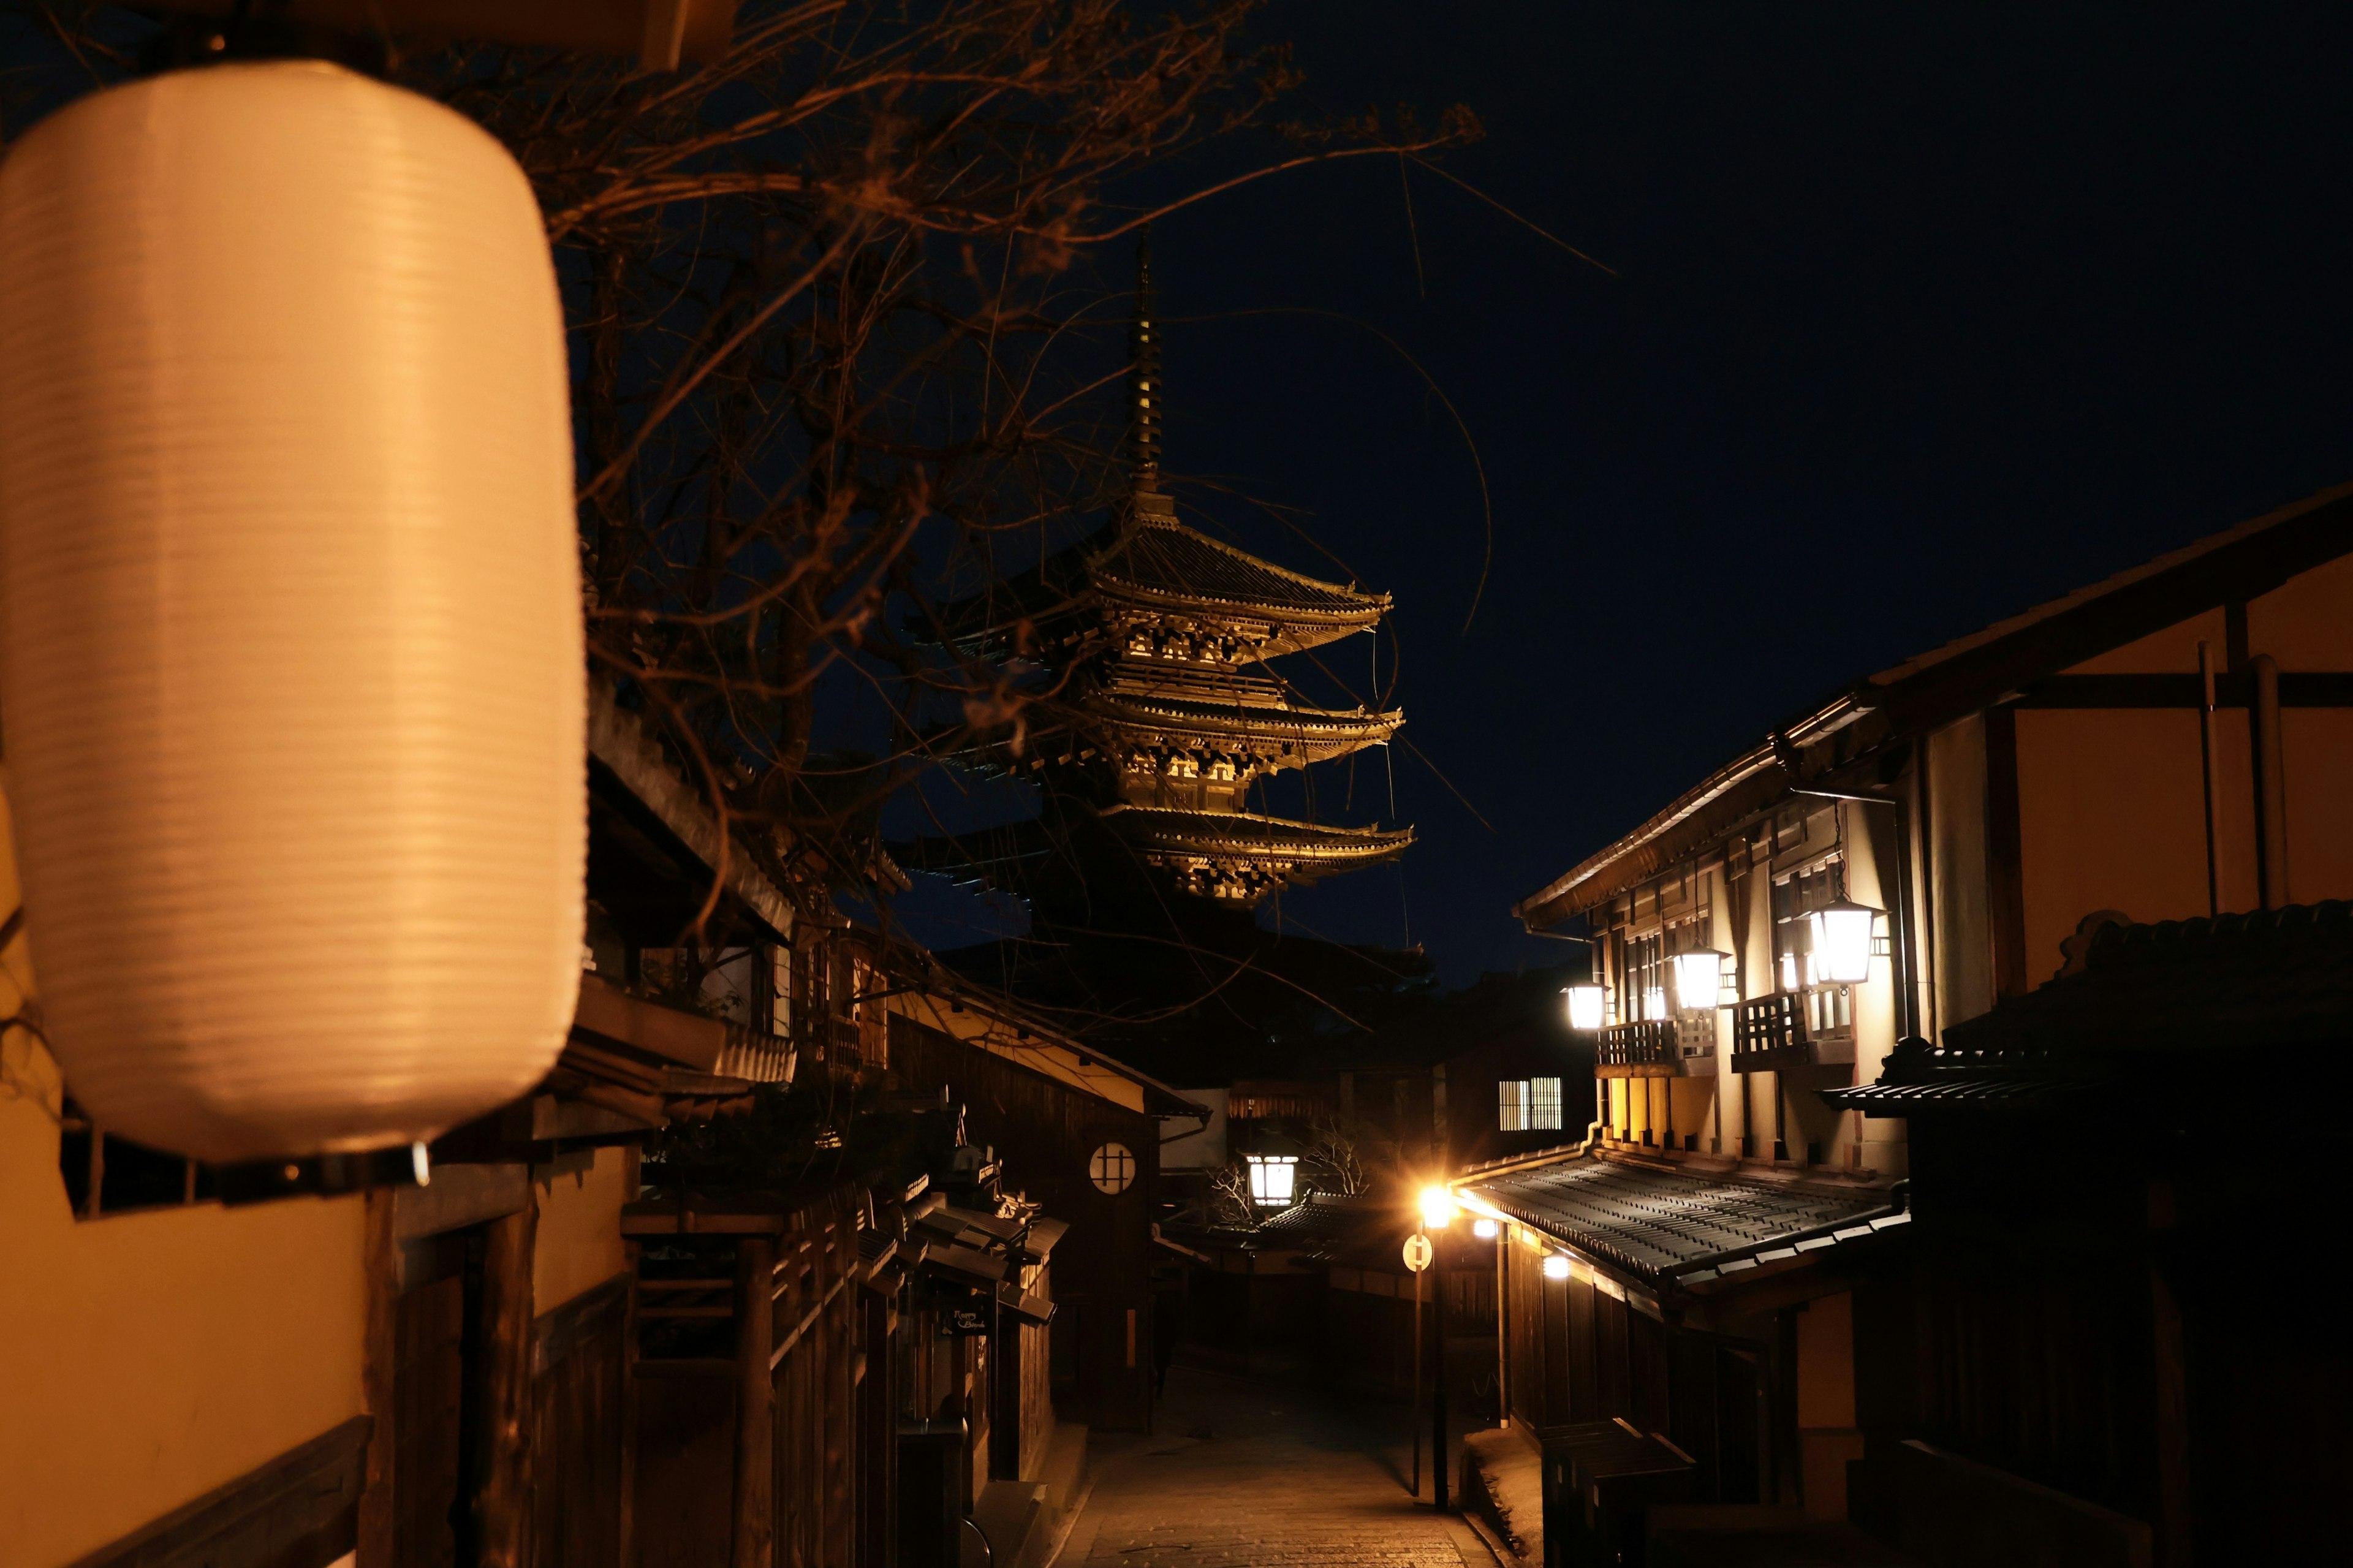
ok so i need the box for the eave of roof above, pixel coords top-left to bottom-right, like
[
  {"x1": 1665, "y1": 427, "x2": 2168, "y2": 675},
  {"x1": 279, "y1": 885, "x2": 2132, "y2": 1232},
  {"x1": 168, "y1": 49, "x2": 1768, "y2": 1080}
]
[
  {"x1": 1455, "y1": 1148, "x2": 1898, "y2": 1290},
  {"x1": 1091, "y1": 518, "x2": 1392, "y2": 621},
  {"x1": 1515, "y1": 481, "x2": 2353, "y2": 929},
  {"x1": 1101, "y1": 804, "x2": 1415, "y2": 860},
  {"x1": 588, "y1": 684, "x2": 796, "y2": 943}
]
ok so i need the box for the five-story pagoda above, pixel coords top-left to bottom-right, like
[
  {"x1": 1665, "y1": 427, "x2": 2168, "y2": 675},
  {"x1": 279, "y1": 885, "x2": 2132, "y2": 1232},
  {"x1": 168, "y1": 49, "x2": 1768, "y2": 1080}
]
[{"x1": 925, "y1": 241, "x2": 1412, "y2": 904}]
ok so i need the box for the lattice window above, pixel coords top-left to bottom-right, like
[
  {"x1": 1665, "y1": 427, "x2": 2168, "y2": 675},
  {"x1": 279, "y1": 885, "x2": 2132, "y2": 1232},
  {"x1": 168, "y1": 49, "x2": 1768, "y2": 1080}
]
[
  {"x1": 1529, "y1": 1077, "x2": 1563, "y2": 1131},
  {"x1": 1498, "y1": 1080, "x2": 1528, "y2": 1132}
]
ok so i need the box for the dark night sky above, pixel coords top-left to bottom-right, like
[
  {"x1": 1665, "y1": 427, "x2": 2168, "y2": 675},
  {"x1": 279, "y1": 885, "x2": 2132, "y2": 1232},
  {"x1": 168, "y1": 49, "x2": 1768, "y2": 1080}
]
[{"x1": 1062, "y1": 0, "x2": 2353, "y2": 985}]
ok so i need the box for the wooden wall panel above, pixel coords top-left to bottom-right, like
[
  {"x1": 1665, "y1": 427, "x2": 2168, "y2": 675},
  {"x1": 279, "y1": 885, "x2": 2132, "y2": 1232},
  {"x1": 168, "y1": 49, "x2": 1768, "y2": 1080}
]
[{"x1": 529, "y1": 1277, "x2": 628, "y2": 1568}]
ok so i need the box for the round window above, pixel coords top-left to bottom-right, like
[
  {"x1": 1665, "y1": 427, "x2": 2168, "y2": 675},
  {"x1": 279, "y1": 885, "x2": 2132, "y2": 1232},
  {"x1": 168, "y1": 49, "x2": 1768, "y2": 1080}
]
[{"x1": 1088, "y1": 1141, "x2": 1136, "y2": 1195}]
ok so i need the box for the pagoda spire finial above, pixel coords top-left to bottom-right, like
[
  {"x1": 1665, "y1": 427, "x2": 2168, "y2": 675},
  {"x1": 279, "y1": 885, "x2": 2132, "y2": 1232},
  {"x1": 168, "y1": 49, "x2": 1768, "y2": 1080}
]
[{"x1": 1126, "y1": 227, "x2": 1164, "y2": 501}]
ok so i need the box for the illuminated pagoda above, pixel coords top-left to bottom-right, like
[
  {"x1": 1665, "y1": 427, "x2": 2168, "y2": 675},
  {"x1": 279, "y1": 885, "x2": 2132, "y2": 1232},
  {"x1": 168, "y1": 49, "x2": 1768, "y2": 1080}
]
[{"x1": 925, "y1": 240, "x2": 1412, "y2": 904}]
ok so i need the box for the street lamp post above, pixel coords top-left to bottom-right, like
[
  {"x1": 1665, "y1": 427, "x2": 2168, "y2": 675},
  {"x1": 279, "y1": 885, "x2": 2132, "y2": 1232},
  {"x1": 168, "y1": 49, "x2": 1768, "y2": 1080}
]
[{"x1": 1418, "y1": 1187, "x2": 1458, "y2": 1512}]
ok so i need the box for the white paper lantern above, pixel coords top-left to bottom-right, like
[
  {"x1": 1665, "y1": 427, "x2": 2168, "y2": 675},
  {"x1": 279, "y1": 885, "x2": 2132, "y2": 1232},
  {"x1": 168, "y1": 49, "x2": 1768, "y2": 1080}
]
[{"x1": 0, "y1": 62, "x2": 584, "y2": 1165}]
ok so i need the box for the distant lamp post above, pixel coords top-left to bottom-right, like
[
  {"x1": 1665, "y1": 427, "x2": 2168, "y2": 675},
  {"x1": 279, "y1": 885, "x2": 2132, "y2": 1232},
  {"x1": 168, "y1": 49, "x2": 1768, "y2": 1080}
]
[
  {"x1": 1670, "y1": 950, "x2": 1730, "y2": 1014},
  {"x1": 1412, "y1": 1186, "x2": 1455, "y2": 1512},
  {"x1": 1562, "y1": 982, "x2": 1607, "y2": 1032},
  {"x1": 1643, "y1": 987, "x2": 1670, "y2": 1021},
  {"x1": 1808, "y1": 900, "x2": 1884, "y2": 985}
]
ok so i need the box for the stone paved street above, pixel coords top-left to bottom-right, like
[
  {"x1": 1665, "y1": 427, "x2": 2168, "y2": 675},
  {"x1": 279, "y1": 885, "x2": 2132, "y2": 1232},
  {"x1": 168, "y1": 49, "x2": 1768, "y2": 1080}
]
[{"x1": 1054, "y1": 1367, "x2": 1498, "y2": 1568}]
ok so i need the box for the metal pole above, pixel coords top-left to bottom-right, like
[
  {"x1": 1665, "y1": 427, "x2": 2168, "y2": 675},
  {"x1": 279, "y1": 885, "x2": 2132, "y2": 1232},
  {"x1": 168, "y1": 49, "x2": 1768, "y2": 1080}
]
[
  {"x1": 1431, "y1": 1225, "x2": 1449, "y2": 1510},
  {"x1": 1411, "y1": 1254, "x2": 1423, "y2": 1496}
]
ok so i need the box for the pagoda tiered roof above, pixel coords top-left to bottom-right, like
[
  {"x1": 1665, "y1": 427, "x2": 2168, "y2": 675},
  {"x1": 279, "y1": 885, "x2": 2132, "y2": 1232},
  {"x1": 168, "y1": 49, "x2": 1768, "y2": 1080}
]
[
  {"x1": 1070, "y1": 664, "x2": 1401, "y2": 771},
  {"x1": 936, "y1": 506, "x2": 1389, "y2": 664},
  {"x1": 1097, "y1": 805, "x2": 1414, "y2": 900}
]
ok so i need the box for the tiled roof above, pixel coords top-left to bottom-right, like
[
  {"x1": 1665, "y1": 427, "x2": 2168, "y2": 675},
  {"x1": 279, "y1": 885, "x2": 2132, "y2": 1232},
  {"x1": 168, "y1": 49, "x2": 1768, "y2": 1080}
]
[
  {"x1": 1461, "y1": 1153, "x2": 1896, "y2": 1286},
  {"x1": 1100, "y1": 805, "x2": 1413, "y2": 860},
  {"x1": 1832, "y1": 901, "x2": 2353, "y2": 1116},
  {"x1": 1940, "y1": 899, "x2": 2353, "y2": 1057},
  {"x1": 1092, "y1": 520, "x2": 1387, "y2": 618},
  {"x1": 1248, "y1": 1193, "x2": 1392, "y2": 1251}
]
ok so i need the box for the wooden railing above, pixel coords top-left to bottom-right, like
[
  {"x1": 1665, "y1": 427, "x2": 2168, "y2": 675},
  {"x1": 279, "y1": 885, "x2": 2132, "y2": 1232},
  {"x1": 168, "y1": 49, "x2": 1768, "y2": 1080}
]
[
  {"x1": 1730, "y1": 993, "x2": 1810, "y2": 1073},
  {"x1": 1596, "y1": 1020, "x2": 1680, "y2": 1077}
]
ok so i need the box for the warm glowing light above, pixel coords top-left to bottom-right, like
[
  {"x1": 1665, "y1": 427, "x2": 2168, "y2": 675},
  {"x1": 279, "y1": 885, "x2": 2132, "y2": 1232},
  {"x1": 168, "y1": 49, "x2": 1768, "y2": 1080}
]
[
  {"x1": 0, "y1": 60, "x2": 584, "y2": 1164},
  {"x1": 1809, "y1": 900, "x2": 1881, "y2": 985},
  {"x1": 1472, "y1": 1218, "x2": 1499, "y2": 1240},
  {"x1": 1542, "y1": 1254, "x2": 1572, "y2": 1281},
  {"x1": 1670, "y1": 950, "x2": 1727, "y2": 1013},
  {"x1": 1643, "y1": 987, "x2": 1669, "y2": 1021},
  {"x1": 1563, "y1": 983, "x2": 1606, "y2": 1031},
  {"x1": 1419, "y1": 1186, "x2": 1458, "y2": 1229},
  {"x1": 1245, "y1": 1154, "x2": 1297, "y2": 1207}
]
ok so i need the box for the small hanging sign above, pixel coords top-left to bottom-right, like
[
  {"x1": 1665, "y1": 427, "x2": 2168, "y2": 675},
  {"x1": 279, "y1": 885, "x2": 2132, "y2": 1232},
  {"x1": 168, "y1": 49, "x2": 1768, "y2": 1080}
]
[{"x1": 1402, "y1": 1232, "x2": 1434, "y2": 1273}]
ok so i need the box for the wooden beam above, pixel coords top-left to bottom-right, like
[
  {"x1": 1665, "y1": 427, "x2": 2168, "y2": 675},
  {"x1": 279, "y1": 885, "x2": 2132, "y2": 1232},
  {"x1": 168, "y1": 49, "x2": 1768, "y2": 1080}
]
[
  {"x1": 1982, "y1": 704, "x2": 2028, "y2": 999},
  {"x1": 357, "y1": 1192, "x2": 398, "y2": 1568},
  {"x1": 732, "y1": 1236, "x2": 777, "y2": 1568},
  {"x1": 474, "y1": 1203, "x2": 537, "y2": 1568}
]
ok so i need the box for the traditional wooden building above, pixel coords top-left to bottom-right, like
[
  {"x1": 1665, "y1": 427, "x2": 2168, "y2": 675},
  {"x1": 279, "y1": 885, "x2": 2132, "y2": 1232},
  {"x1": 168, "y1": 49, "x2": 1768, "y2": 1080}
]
[
  {"x1": 922, "y1": 241, "x2": 1412, "y2": 904},
  {"x1": 1822, "y1": 900, "x2": 2353, "y2": 1566},
  {"x1": 1479, "y1": 482, "x2": 2353, "y2": 1564}
]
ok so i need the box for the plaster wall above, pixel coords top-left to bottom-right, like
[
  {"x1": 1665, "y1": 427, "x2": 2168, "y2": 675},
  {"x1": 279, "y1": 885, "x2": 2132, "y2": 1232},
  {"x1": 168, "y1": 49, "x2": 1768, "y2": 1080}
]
[
  {"x1": 533, "y1": 1143, "x2": 632, "y2": 1314},
  {"x1": 1, "y1": 789, "x2": 366, "y2": 1568},
  {"x1": 2064, "y1": 606, "x2": 2230, "y2": 675},
  {"x1": 2014, "y1": 707, "x2": 2247, "y2": 981},
  {"x1": 2247, "y1": 550, "x2": 2353, "y2": 667},
  {"x1": 1924, "y1": 715, "x2": 1993, "y2": 1036}
]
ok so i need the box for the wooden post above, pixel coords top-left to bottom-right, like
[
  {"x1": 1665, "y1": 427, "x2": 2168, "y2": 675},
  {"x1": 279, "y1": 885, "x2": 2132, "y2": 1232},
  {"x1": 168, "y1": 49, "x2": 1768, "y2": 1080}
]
[
  {"x1": 618, "y1": 1146, "x2": 642, "y2": 1568},
  {"x1": 475, "y1": 1200, "x2": 537, "y2": 1568},
  {"x1": 733, "y1": 1235, "x2": 776, "y2": 1568},
  {"x1": 357, "y1": 1191, "x2": 399, "y2": 1568},
  {"x1": 2252, "y1": 653, "x2": 2288, "y2": 909}
]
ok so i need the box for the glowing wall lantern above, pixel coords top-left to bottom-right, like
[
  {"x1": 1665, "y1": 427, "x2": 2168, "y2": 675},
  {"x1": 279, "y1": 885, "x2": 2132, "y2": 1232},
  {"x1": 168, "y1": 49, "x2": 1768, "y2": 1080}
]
[
  {"x1": 1670, "y1": 950, "x2": 1729, "y2": 1013},
  {"x1": 1563, "y1": 982, "x2": 1606, "y2": 1032},
  {"x1": 0, "y1": 62, "x2": 584, "y2": 1167},
  {"x1": 1643, "y1": 987, "x2": 1669, "y2": 1021},
  {"x1": 1245, "y1": 1154, "x2": 1298, "y2": 1207},
  {"x1": 1542, "y1": 1254, "x2": 1572, "y2": 1281},
  {"x1": 1808, "y1": 900, "x2": 1882, "y2": 985},
  {"x1": 1472, "y1": 1218, "x2": 1499, "y2": 1241}
]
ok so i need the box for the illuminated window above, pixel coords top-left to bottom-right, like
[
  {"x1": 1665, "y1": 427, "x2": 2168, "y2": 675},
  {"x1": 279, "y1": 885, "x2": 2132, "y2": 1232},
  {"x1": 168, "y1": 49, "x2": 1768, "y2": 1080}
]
[
  {"x1": 1089, "y1": 1142, "x2": 1136, "y2": 1195},
  {"x1": 1498, "y1": 1080, "x2": 1528, "y2": 1131},
  {"x1": 1528, "y1": 1077, "x2": 1563, "y2": 1131},
  {"x1": 1245, "y1": 1154, "x2": 1297, "y2": 1207}
]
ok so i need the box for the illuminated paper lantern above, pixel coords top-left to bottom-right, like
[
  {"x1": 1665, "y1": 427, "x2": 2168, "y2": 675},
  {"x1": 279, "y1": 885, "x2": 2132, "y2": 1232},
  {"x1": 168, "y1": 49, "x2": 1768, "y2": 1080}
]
[
  {"x1": 0, "y1": 62, "x2": 583, "y2": 1165},
  {"x1": 1808, "y1": 901, "x2": 1882, "y2": 986},
  {"x1": 1670, "y1": 950, "x2": 1729, "y2": 1013}
]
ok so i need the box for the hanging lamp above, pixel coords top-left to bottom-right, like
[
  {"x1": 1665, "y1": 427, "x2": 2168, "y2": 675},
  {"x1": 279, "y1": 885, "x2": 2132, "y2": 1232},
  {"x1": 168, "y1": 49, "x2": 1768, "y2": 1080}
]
[{"x1": 0, "y1": 60, "x2": 585, "y2": 1167}]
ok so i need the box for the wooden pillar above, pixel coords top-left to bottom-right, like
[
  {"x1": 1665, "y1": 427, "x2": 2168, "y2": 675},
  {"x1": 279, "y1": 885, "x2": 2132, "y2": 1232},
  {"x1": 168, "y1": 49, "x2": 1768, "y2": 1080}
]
[
  {"x1": 357, "y1": 1190, "x2": 398, "y2": 1568},
  {"x1": 475, "y1": 1201, "x2": 537, "y2": 1568},
  {"x1": 733, "y1": 1235, "x2": 776, "y2": 1568},
  {"x1": 2252, "y1": 653, "x2": 2288, "y2": 909}
]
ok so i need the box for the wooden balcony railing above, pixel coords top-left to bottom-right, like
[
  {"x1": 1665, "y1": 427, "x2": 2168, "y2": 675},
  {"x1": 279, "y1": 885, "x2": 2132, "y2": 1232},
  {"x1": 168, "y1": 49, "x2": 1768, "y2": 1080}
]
[
  {"x1": 1730, "y1": 993, "x2": 1811, "y2": 1074},
  {"x1": 1596, "y1": 1020, "x2": 1680, "y2": 1078}
]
